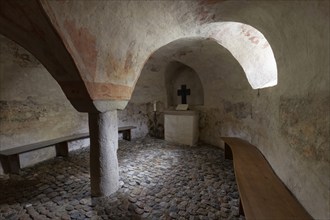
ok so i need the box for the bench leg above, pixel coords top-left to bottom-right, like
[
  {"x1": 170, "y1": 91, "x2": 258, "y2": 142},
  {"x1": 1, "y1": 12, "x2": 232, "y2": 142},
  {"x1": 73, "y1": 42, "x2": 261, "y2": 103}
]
[
  {"x1": 224, "y1": 143, "x2": 233, "y2": 160},
  {"x1": 55, "y1": 142, "x2": 69, "y2": 157},
  {"x1": 0, "y1": 154, "x2": 21, "y2": 174},
  {"x1": 122, "y1": 130, "x2": 131, "y2": 141}
]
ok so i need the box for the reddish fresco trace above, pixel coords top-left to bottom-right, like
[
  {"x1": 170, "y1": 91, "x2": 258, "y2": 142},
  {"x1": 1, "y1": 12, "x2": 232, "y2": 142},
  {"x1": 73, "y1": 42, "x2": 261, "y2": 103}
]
[
  {"x1": 64, "y1": 19, "x2": 98, "y2": 82},
  {"x1": 124, "y1": 41, "x2": 136, "y2": 73},
  {"x1": 196, "y1": 6, "x2": 215, "y2": 24},
  {"x1": 85, "y1": 82, "x2": 132, "y2": 100},
  {"x1": 241, "y1": 26, "x2": 260, "y2": 45},
  {"x1": 262, "y1": 42, "x2": 270, "y2": 49},
  {"x1": 249, "y1": 36, "x2": 259, "y2": 45}
]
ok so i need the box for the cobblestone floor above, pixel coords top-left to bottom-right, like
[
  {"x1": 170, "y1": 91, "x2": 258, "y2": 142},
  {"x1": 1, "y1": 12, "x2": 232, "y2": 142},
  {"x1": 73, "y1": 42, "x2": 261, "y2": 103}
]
[{"x1": 0, "y1": 137, "x2": 243, "y2": 220}]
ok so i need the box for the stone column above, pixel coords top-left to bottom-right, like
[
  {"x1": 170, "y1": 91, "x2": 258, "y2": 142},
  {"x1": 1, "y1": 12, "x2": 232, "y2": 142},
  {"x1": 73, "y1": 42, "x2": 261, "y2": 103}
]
[{"x1": 88, "y1": 110, "x2": 119, "y2": 197}]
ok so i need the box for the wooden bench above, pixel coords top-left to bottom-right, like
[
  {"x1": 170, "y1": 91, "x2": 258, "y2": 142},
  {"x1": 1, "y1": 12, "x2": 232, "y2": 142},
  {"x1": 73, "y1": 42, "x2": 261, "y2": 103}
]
[
  {"x1": 0, "y1": 133, "x2": 89, "y2": 174},
  {"x1": 221, "y1": 137, "x2": 312, "y2": 220},
  {"x1": 0, "y1": 126, "x2": 136, "y2": 174},
  {"x1": 118, "y1": 126, "x2": 136, "y2": 141}
]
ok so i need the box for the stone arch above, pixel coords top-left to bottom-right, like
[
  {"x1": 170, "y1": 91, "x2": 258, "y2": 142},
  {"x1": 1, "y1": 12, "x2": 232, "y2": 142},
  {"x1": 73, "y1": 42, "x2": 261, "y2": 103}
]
[
  {"x1": 0, "y1": 0, "x2": 95, "y2": 112},
  {"x1": 135, "y1": 22, "x2": 277, "y2": 96},
  {"x1": 133, "y1": 36, "x2": 251, "y2": 108},
  {"x1": 200, "y1": 21, "x2": 278, "y2": 89}
]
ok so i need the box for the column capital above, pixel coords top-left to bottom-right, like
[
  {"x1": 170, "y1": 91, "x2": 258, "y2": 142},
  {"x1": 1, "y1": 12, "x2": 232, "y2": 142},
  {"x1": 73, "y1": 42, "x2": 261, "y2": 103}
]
[
  {"x1": 69, "y1": 99, "x2": 128, "y2": 113},
  {"x1": 93, "y1": 100, "x2": 128, "y2": 112}
]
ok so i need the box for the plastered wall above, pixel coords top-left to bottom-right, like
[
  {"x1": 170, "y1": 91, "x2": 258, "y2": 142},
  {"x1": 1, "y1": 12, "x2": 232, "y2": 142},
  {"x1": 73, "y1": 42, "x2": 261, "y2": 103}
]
[
  {"x1": 131, "y1": 8, "x2": 329, "y2": 217},
  {"x1": 0, "y1": 35, "x2": 89, "y2": 173},
  {"x1": 0, "y1": 35, "x2": 153, "y2": 174},
  {"x1": 0, "y1": 1, "x2": 328, "y2": 219}
]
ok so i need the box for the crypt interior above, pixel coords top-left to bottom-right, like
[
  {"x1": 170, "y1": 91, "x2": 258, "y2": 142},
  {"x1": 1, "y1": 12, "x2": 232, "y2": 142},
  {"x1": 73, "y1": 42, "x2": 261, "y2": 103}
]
[{"x1": 0, "y1": 1, "x2": 329, "y2": 220}]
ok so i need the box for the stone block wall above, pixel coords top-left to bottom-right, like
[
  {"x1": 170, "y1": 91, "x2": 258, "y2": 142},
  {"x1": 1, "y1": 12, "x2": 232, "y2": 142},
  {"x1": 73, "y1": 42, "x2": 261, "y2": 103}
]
[{"x1": 118, "y1": 101, "x2": 165, "y2": 140}]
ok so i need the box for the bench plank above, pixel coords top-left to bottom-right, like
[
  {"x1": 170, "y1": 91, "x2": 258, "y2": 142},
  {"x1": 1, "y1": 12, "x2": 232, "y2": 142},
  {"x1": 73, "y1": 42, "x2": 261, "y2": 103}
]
[
  {"x1": 222, "y1": 137, "x2": 312, "y2": 220},
  {"x1": 0, "y1": 133, "x2": 89, "y2": 156},
  {"x1": 0, "y1": 133, "x2": 89, "y2": 174},
  {"x1": 118, "y1": 126, "x2": 136, "y2": 131},
  {"x1": 1, "y1": 126, "x2": 136, "y2": 157},
  {"x1": 0, "y1": 126, "x2": 136, "y2": 174},
  {"x1": 118, "y1": 126, "x2": 136, "y2": 141}
]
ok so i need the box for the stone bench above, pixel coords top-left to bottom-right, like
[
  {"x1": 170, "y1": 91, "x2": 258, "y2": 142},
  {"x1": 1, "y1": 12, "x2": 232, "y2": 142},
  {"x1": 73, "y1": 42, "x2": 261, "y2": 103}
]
[
  {"x1": 221, "y1": 137, "x2": 312, "y2": 220},
  {"x1": 0, "y1": 126, "x2": 136, "y2": 174}
]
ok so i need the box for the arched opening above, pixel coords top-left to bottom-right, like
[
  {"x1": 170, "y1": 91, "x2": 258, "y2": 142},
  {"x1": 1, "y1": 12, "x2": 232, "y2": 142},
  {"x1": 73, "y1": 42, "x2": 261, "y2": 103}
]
[
  {"x1": 165, "y1": 61, "x2": 204, "y2": 107},
  {"x1": 130, "y1": 36, "x2": 253, "y2": 141},
  {"x1": 130, "y1": 21, "x2": 278, "y2": 141},
  {"x1": 200, "y1": 21, "x2": 278, "y2": 89},
  {"x1": 132, "y1": 21, "x2": 277, "y2": 112},
  {"x1": 130, "y1": 18, "x2": 280, "y2": 146}
]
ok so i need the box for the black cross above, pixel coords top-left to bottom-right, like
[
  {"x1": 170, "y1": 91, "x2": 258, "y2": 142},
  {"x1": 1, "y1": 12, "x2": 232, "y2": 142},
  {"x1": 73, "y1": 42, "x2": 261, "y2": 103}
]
[{"x1": 177, "y1": 84, "x2": 190, "y2": 104}]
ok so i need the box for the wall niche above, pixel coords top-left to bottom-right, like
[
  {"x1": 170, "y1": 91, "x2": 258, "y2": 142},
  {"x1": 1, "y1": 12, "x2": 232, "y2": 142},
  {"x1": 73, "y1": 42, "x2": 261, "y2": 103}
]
[{"x1": 165, "y1": 61, "x2": 204, "y2": 107}]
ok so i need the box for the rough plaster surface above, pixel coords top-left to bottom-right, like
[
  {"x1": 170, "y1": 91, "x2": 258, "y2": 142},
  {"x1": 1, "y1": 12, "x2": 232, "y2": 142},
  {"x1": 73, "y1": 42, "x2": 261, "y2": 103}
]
[
  {"x1": 1, "y1": 0, "x2": 277, "y2": 105},
  {"x1": 0, "y1": 35, "x2": 89, "y2": 174},
  {"x1": 38, "y1": 0, "x2": 276, "y2": 101},
  {"x1": 279, "y1": 95, "x2": 329, "y2": 162},
  {"x1": 129, "y1": 2, "x2": 329, "y2": 218},
  {"x1": 0, "y1": 0, "x2": 96, "y2": 112},
  {"x1": 200, "y1": 22, "x2": 278, "y2": 89},
  {"x1": 0, "y1": 1, "x2": 328, "y2": 219}
]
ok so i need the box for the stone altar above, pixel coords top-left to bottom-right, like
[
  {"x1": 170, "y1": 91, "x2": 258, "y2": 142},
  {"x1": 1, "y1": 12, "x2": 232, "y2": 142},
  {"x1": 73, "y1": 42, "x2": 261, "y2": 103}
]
[{"x1": 164, "y1": 110, "x2": 199, "y2": 146}]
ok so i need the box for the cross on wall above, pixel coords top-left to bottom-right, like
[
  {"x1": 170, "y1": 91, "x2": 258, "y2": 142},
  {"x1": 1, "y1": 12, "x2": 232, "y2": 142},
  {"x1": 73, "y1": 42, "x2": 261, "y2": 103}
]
[{"x1": 177, "y1": 84, "x2": 190, "y2": 104}]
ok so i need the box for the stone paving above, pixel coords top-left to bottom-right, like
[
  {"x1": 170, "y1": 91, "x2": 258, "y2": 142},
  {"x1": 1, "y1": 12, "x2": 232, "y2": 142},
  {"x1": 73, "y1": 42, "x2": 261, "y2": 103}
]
[{"x1": 0, "y1": 137, "x2": 244, "y2": 220}]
